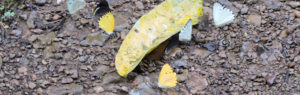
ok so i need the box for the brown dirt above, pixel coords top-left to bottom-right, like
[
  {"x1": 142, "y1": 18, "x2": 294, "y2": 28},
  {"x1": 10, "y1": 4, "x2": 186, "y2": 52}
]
[{"x1": 0, "y1": 0, "x2": 300, "y2": 95}]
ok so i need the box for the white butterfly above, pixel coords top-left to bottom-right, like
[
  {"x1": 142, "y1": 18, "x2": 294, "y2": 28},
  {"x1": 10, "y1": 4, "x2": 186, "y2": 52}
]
[
  {"x1": 213, "y1": 2, "x2": 235, "y2": 27},
  {"x1": 179, "y1": 19, "x2": 192, "y2": 42},
  {"x1": 67, "y1": 0, "x2": 86, "y2": 14}
]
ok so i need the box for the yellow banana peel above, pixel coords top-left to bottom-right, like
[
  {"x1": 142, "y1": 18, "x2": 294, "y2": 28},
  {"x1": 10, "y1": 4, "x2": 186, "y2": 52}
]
[{"x1": 115, "y1": 0, "x2": 204, "y2": 77}]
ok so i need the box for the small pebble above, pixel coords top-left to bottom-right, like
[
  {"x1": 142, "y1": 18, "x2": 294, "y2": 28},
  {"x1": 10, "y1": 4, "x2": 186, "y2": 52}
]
[
  {"x1": 36, "y1": 88, "x2": 43, "y2": 94},
  {"x1": 61, "y1": 77, "x2": 73, "y2": 84},
  {"x1": 94, "y1": 86, "x2": 104, "y2": 93},
  {"x1": 295, "y1": 11, "x2": 300, "y2": 18},
  {"x1": 28, "y1": 82, "x2": 36, "y2": 89},
  {"x1": 248, "y1": 14, "x2": 262, "y2": 26},
  {"x1": 288, "y1": 1, "x2": 300, "y2": 8},
  {"x1": 52, "y1": 14, "x2": 61, "y2": 20},
  {"x1": 35, "y1": 0, "x2": 46, "y2": 5},
  {"x1": 11, "y1": 30, "x2": 22, "y2": 36},
  {"x1": 265, "y1": 76, "x2": 276, "y2": 85},
  {"x1": 135, "y1": 1, "x2": 144, "y2": 10},
  {"x1": 80, "y1": 18, "x2": 89, "y2": 24},
  {"x1": 218, "y1": 51, "x2": 227, "y2": 58}
]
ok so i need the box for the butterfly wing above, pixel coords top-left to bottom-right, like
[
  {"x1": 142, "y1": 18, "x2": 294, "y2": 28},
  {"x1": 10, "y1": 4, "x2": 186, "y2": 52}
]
[
  {"x1": 115, "y1": 0, "x2": 204, "y2": 77},
  {"x1": 94, "y1": 0, "x2": 115, "y2": 34},
  {"x1": 164, "y1": 34, "x2": 179, "y2": 55},
  {"x1": 158, "y1": 64, "x2": 177, "y2": 88},
  {"x1": 67, "y1": 0, "x2": 86, "y2": 14},
  {"x1": 98, "y1": 12, "x2": 115, "y2": 34},
  {"x1": 213, "y1": 2, "x2": 234, "y2": 27},
  {"x1": 94, "y1": 0, "x2": 111, "y2": 17},
  {"x1": 179, "y1": 19, "x2": 192, "y2": 42}
]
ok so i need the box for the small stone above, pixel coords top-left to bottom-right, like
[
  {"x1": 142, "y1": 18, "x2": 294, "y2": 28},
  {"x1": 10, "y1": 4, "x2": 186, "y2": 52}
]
[
  {"x1": 36, "y1": 88, "x2": 43, "y2": 94},
  {"x1": 39, "y1": 32, "x2": 56, "y2": 45},
  {"x1": 171, "y1": 60, "x2": 188, "y2": 69},
  {"x1": 32, "y1": 29, "x2": 43, "y2": 34},
  {"x1": 288, "y1": 63, "x2": 295, "y2": 68},
  {"x1": 2, "y1": 57, "x2": 9, "y2": 63},
  {"x1": 61, "y1": 77, "x2": 73, "y2": 84},
  {"x1": 102, "y1": 72, "x2": 123, "y2": 84},
  {"x1": 296, "y1": 30, "x2": 300, "y2": 38},
  {"x1": 279, "y1": 30, "x2": 287, "y2": 39},
  {"x1": 263, "y1": 0, "x2": 282, "y2": 10},
  {"x1": 133, "y1": 75, "x2": 144, "y2": 86},
  {"x1": 61, "y1": 60, "x2": 67, "y2": 65},
  {"x1": 233, "y1": 2, "x2": 243, "y2": 9},
  {"x1": 28, "y1": 82, "x2": 36, "y2": 89},
  {"x1": 28, "y1": 35, "x2": 38, "y2": 42},
  {"x1": 192, "y1": 48, "x2": 212, "y2": 58},
  {"x1": 0, "y1": 71, "x2": 4, "y2": 78},
  {"x1": 94, "y1": 86, "x2": 104, "y2": 93},
  {"x1": 265, "y1": 76, "x2": 276, "y2": 85},
  {"x1": 52, "y1": 14, "x2": 61, "y2": 20},
  {"x1": 80, "y1": 18, "x2": 89, "y2": 24},
  {"x1": 42, "y1": 60, "x2": 47, "y2": 65},
  {"x1": 96, "y1": 65, "x2": 110, "y2": 75},
  {"x1": 288, "y1": 1, "x2": 300, "y2": 8},
  {"x1": 57, "y1": 0, "x2": 64, "y2": 4},
  {"x1": 35, "y1": 0, "x2": 46, "y2": 5},
  {"x1": 45, "y1": 14, "x2": 52, "y2": 20},
  {"x1": 187, "y1": 72, "x2": 208, "y2": 93},
  {"x1": 9, "y1": 53, "x2": 15, "y2": 58},
  {"x1": 46, "y1": 84, "x2": 83, "y2": 95},
  {"x1": 50, "y1": 78, "x2": 58, "y2": 83},
  {"x1": 261, "y1": 72, "x2": 268, "y2": 77},
  {"x1": 135, "y1": 1, "x2": 144, "y2": 10},
  {"x1": 27, "y1": 11, "x2": 38, "y2": 28},
  {"x1": 288, "y1": 24, "x2": 300, "y2": 33},
  {"x1": 121, "y1": 86, "x2": 129, "y2": 92},
  {"x1": 78, "y1": 56, "x2": 86, "y2": 62},
  {"x1": 120, "y1": 31, "x2": 126, "y2": 39},
  {"x1": 296, "y1": 18, "x2": 300, "y2": 24},
  {"x1": 267, "y1": 54, "x2": 277, "y2": 62},
  {"x1": 80, "y1": 65, "x2": 88, "y2": 71},
  {"x1": 294, "y1": 55, "x2": 300, "y2": 63},
  {"x1": 32, "y1": 75, "x2": 37, "y2": 81},
  {"x1": 20, "y1": 14, "x2": 28, "y2": 20},
  {"x1": 80, "y1": 32, "x2": 109, "y2": 46},
  {"x1": 177, "y1": 70, "x2": 188, "y2": 82},
  {"x1": 11, "y1": 30, "x2": 22, "y2": 36},
  {"x1": 295, "y1": 11, "x2": 300, "y2": 18},
  {"x1": 218, "y1": 0, "x2": 233, "y2": 7},
  {"x1": 18, "y1": 67, "x2": 27, "y2": 73},
  {"x1": 248, "y1": 14, "x2": 262, "y2": 26},
  {"x1": 20, "y1": 58, "x2": 29, "y2": 65},
  {"x1": 66, "y1": 69, "x2": 78, "y2": 78},
  {"x1": 0, "y1": 56, "x2": 2, "y2": 69},
  {"x1": 11, "y1": 79, "x2": 20, "y2": 86},
  {"x1": 218, "y1": 51, "x2": 227, "y2": 58},
  {"x1": 203, "y1": 42, "x2": 219, "y2": 51},
  {"x1": 129, "y1": 83, "x2": 159, "y2": 95},
  {"x1": 241, "y1": 7, "x2": 248, "y2": 14}
]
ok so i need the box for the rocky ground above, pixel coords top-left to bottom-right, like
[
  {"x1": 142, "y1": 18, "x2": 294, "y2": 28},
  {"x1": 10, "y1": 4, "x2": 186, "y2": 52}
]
[{"x1": 0, "y1": 0, "x2": 300, "y2": 95}]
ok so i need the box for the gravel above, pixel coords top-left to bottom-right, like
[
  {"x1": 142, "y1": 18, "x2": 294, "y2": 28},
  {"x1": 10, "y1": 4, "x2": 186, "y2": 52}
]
[{"x1": 0, "y1": 0, "x2": 300, "y2": 94}]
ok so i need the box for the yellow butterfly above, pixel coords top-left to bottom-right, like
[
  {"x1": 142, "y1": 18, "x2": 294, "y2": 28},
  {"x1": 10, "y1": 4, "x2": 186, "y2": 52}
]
[
  {"x1": 94, "y1": 0, "x2": 115, "y2": 34},
  {"x1": 115, "y1": 0, "x2": 203, "y2": 77},
  {"x1": 98, "y1": 12, "x2": 115, "y2": 34},
  {"x1": 158, "y1": 64, "x2": 177, "y2": 88}
]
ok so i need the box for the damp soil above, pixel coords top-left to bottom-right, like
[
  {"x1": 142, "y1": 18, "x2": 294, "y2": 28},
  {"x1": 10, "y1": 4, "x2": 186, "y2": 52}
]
[{"x1": 0, "y1": 0, "x2": 300, "y2": 95}]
